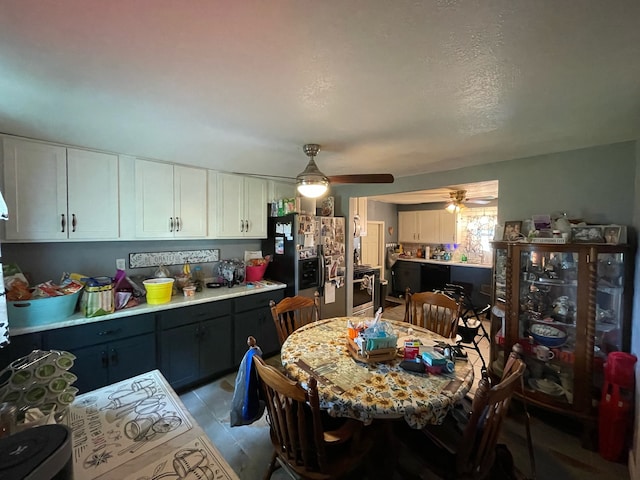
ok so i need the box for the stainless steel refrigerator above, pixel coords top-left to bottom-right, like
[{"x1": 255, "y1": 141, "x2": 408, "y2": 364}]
[{"x1": 262, "y1": 213, "x2": 346, "y2": 319}]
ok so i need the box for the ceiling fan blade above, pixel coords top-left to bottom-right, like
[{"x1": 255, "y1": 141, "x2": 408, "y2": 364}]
[
  {"x1": 466, "y1": 199, "x2": 492, "y2": 205},
  {"x1": 327, "y1": 174, "x2": 394, "y2": 184}
]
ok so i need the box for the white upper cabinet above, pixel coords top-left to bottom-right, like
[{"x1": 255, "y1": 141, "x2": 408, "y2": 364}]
[
  {"x1": 438, "y1": 211, "x2": 457, "y2": 244},
  {"x1": 417, "y1": 210, "x2": 438, "y2": 243},
  {"x1": 398, "y1": 211, "x2": 419, "y2": 243},
  {"x1": 268, "y1": 179, "x2": 296, "y2": 202},
  {"x1": 211, "y1": 172, "x2": 267, "y2": 238},
  {"x1": 3, "y1": 137, "x2": 119, "y2": 241},
  {"x1": 134, "y1": 159, "x2": 207, "y2": 239},
  {"x1": 397, "y1": 209, "x2": 457, "y2": 245},
  {"x1": 351, "y1": 197, "x2": 368, "y2": 237}
]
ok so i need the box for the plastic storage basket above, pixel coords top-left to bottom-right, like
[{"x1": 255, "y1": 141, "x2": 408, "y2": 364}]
[
  {"x1": 143, "y1": 278, "x2": 174, "y2": 304},
  {"x1": 245, "y1": 264, "x2": 267, "y2": 282},
  {"x1": 7, "y1": 289, "x2": 83, "y2": 328}
]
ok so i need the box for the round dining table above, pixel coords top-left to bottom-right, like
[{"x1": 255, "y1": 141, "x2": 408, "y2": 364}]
[{"x1": 280, "y1": 317, "x2": 474, "y2": 429}]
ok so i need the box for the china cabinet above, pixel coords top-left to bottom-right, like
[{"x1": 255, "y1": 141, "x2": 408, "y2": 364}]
[
  {"x1": 489, "y1": 241, "x2": 633, "y2": 446},
  {"x1": 3, "y1": 137, "x2": 119, "y2": 241},
  {"x1": 134, "y1": 159, "x2": 208, "y2": 238},
  {"x1": 211, "y1": 172, "x2": 268, "y2": 238}
]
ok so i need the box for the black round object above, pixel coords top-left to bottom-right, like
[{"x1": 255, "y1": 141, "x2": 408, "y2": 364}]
[{"x1": 0, "y1": 424, "x2": 72, "y2": 479}]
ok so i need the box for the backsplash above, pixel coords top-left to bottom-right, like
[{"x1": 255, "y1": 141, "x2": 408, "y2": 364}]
[{"x1": 2, "y1": 239, "x2": 260, "y2": 285}]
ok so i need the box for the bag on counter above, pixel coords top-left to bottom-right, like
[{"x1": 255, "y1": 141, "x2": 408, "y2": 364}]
[
  {"x1": 113, "y1": 269, "x2": 145, "y2": 310},
  {"x1": 80, "y1": 276, "x2": 115, "y2": 317}
]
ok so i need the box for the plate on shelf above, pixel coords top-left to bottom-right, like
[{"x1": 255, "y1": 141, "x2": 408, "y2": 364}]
[{"x1": 528, "y1": 378, "x2": 565, "y2": 396}]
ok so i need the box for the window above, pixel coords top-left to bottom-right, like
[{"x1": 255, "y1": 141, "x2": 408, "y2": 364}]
[{"x1": 456, "y1": 207, "x2": 497, "y2": 264}]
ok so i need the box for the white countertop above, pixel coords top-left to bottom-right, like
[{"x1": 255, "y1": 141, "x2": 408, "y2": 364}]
[
  {"x1": 11, "y1": 281, "x2": 287, "y2": 336},
  {"x1": 395, "y1": 257, "x2": 492, "y2": 269}
]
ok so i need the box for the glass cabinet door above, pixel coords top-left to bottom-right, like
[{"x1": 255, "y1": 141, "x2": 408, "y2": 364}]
[
  {"x1": 595, "y1": 252, "x2": 625, "y2": 353},
  {"x1": 518, "y1": 248, "x2": 578, "y2": 404}
]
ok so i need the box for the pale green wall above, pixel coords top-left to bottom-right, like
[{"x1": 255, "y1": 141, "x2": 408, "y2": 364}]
[{"x1": 336, "y1": 141, "x2": 637, "y2": 229}]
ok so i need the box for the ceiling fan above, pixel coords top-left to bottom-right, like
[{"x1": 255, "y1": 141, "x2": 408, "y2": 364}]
[
  {"x1": 296, "y1": 144, "x2": 394, "y2": 198},
  {"x1": 444, "y1": 189, "x2": 493, "y2": 213}
]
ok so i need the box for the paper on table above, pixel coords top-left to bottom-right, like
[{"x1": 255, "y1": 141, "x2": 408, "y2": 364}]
[{"x1": 324, "y1": 282, "x2": 335, "y2": 303}]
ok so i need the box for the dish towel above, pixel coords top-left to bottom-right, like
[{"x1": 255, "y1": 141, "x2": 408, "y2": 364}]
[{"x1": 230, "y1": 345, "x2": 265, "y2": 427}]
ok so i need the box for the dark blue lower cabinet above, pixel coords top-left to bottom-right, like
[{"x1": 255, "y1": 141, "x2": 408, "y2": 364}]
[
  {"x1": 69, "y1": 333, "x2": 156, "y2": 394},
  {"x1": 158, "y1": 301, "x2": 234, "y2": 390}
]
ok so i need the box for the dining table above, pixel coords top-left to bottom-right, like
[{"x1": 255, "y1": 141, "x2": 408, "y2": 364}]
[{"x1": 280, "y1": 317, "x2": 474, "y2": 429}]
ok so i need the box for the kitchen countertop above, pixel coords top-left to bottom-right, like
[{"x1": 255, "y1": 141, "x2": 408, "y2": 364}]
[
  {"x1": 11, "y1": 281, "x2": 286, "y2": 336},
  {"x1": 395, "y1": 257, "x2": 492, "y2": 269}
]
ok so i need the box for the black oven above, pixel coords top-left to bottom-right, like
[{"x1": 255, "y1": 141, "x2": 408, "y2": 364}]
[{"x1": 353, "y1": 266, "x2": 378, "y2": 316}]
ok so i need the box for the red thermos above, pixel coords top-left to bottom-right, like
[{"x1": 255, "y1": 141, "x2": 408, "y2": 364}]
[{"x1": 598, "y1": 352, "x2": 637, "y2": 462}]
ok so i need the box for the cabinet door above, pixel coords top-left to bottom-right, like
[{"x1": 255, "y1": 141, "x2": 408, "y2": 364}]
[
  {"x1": 438, "y1": 211, "x2": 456, "y2": 244},
  {"x1": 174, "y1": 165, "x2": 207, "y2": 238},
  {"x1": 67, "y1": 343, "x2": 110, "y2": 394},
  {"x1": 159, "y1": 322, "x2": 201, "y2": 389},
  {"x1": 108, "y1": 333, "x2": 156, "y2": 385},
  {"x1": 357, "y1": 197, "x2": 368, "y2": 237},
  {"x1": 244, "y1": 176, "x2": 268, "y2": 238},
  {"x1": 417, "y1": 211, "x2": 438, "y2": 243},
  {"x1": 268, "y1": 180, "x2": 295, "y2": 202},
  {"x1": 233, "y1": 310, "x2": 262, "y2": 365},
  {"x1": 67, "y1": 149, "x2": 120, "y2": 239},
  {"x1": 135, "y1": 159, "x2": 175, "y2": 238},
  {"x1": 398, "y1": 211, "x2": 417, "y2": 243},
  {"x1": 3, "y1": 138, "x2": 67, "y2": 240},
  {"x1": 214, "y1": 173, "x2": 245, "y2": 237},
  {"x1": 199, "y1": 316, "x2": 233, "y2": 378},
  {"x1": 393, "y1": 261, "x2": 421, "y2": 295}
]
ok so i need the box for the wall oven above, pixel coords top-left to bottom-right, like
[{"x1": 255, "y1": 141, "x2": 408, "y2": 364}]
[{"x1": 353, "y1": 265, "x2": 378, "y2": 316}]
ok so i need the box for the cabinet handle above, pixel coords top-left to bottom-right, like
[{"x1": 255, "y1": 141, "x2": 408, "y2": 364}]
[
  {"x1": 110, "y1": 348, "x2": 118, "y2": 366},
  {"x1": 71, "y1": 213, "x2": 77, "y2": 232},
  {"x1": 101, "y1": 351, "x2": 108, "y2": 368},
  {"x1": 240, "y1": 220, "x2": 244, "y2": 232},
  {"x1": 61, "y1": 214, "x2": 66, "y2": 233},
  {"x1": 97, "y1": 328, "x2": 121, "y2": 336},
  {"x1": 169, "y1": 217, "x2": 174, "y2": 232},
  {"x1": 245, "y1": 219, "x2": 250, "y2": 232},
  {"x1": 175, "y1": 216, "x2": 181, "y2": 231}
]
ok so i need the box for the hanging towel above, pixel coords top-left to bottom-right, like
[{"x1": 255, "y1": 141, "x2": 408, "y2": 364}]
[{"x1": 230, "y1": 345, "x2": 265, "y2": 427}]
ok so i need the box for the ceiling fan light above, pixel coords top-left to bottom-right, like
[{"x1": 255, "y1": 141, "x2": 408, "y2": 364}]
[
  {"x1": 296, "y1": 157, "x2": 329, "y2": 198},
  {"x1": 445, "y1": 203, "x2": 457, "y2": 213},
  {"x1": 297, "y1": 182, "x2": 328, "y2": 198}
]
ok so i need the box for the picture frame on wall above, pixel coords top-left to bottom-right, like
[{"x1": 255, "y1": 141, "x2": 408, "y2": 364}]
[{"x1": 503, "y1": 221, "x2": 523, "y2": 241}]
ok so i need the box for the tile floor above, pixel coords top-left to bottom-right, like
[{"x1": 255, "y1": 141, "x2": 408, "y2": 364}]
[{"x1": 179, "y1": 306, "x2": 631, "y2": 479}]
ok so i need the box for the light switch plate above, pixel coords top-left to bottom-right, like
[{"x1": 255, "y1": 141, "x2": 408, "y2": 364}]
[{"x1": 116, "y1": 258, "x2": 126, "y2": 270}]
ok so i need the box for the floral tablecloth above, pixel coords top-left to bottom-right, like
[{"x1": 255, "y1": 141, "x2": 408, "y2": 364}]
[{"x1": 281, "y1": 317, "x2": 474, "y2": 428}]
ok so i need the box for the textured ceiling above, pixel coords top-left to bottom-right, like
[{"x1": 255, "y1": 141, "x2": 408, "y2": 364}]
[{"x1": 1, "y1": 1, "x2": 639, "y2": 187}]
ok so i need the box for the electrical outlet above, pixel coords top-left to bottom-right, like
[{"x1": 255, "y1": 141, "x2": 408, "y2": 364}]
[{"x1": 116, "y1": 258, "x2": 126, "y2": 270}]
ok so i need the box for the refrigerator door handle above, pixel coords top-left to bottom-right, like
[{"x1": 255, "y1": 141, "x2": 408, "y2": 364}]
[{"x1": 318, "y1": 247, "x2": 325, "y2": 295}]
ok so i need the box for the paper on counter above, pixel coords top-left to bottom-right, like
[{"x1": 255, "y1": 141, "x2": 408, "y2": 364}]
[{"x1": 324, "y1": 282, "x2": 335, "y2": 303}]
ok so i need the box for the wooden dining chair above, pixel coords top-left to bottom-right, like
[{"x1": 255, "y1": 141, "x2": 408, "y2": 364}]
[
  {"x1": 252, "y1": 354, "x2": 373, "y2": 480},
  {"x1": 396, "y1": 349, "x2": 526, "y2": 479},
  {"x1": 270, "y1": 292, "x2": 320, "y2": 346},
  {"x1": 404, "y1": 289, "x2": 461, "y2": 340}
]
